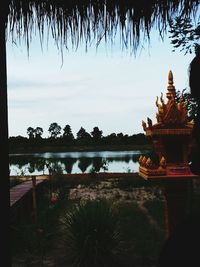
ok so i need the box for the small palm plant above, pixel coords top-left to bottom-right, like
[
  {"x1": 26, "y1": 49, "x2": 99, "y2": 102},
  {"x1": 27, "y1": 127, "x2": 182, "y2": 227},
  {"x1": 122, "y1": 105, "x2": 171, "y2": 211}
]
[{"x1": 62, "y1": 200, "x2": 122, "y2": 267}]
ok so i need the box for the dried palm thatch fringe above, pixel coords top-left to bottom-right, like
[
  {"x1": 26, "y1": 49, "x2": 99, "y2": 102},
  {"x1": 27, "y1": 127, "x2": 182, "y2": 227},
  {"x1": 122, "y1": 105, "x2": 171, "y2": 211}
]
[{"x1": 6, "y1": 0, "x2": 199, "y2": 53}]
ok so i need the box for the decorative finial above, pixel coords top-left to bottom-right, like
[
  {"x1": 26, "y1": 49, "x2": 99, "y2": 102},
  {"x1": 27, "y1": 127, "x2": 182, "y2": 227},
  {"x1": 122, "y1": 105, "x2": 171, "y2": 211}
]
[
  {"x1": 167, "y1": 70, "x2": 176, "y2": 100},
  {"x1": 168, "y1": 70, "x2": 173, "y2": 85}
]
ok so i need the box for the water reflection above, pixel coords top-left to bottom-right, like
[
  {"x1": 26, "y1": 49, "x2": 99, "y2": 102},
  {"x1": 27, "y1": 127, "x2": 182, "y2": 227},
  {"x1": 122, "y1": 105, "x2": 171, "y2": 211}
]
[
  {"x1": 63, "y1": 158, "x2": 77, "y2": 174},
  {"x1": 9, "y1": 150, "x2": 150, "y2": 176},
  {"x1": 78, "y1": 158, "x2": 92, "y2": 173}
]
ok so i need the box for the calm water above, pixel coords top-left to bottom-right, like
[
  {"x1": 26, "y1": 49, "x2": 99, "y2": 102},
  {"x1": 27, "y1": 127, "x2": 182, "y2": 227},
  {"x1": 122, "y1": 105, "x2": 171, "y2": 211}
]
[{"x1": 9, "y1": 150, "x2": 150, "y2": 176}]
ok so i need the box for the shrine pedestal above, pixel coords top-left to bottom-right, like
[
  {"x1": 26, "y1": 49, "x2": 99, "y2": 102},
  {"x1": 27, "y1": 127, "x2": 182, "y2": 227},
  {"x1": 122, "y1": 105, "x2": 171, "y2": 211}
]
[
  {"x1": 163, "y1": 179, "x2": 193, "y2": 239},
  {"x1": 139, "y1": 173, "x2": 197, "y2": 239}
]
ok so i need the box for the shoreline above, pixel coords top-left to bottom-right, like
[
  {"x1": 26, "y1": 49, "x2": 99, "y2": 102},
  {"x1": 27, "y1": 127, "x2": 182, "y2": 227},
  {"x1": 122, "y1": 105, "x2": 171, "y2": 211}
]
[
  {"x1": 9, "y1": 144, "x2": 152, "y2": 154},
  {"x1": 10, "y1": 172, "x2": 141, "y2": 180}
]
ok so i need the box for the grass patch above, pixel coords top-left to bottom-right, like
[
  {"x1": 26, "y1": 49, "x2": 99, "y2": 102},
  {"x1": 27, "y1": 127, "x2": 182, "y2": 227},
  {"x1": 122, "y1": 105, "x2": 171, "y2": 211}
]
[
  {"x1": 116, "y1": 201, "x2": 164, "y2": 266},
  {"x1": 112, "y1": 175, "x2": 163, "y2": 189},
  {"x1": 143, "y1": 199, "x2": 165, "y2": 230}
]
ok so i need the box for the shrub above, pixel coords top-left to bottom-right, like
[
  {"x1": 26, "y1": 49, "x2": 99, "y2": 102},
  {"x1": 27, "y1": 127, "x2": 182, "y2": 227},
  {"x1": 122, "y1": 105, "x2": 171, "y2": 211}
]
[
  {"x1": 62, "y1": 200, "x2": 122, "y2": 267},
  {"x1": 88, "y1": 166, "x2": 98, "y2": 179},
  {"x1": 144, "y1": 200, "x2": 165, "y2": 230}
]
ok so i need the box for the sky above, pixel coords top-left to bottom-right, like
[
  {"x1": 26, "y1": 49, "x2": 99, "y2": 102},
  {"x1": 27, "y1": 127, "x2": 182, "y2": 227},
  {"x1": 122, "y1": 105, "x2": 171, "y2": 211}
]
[{"x1": 6, "y1": 27, "x2": 195, "y2": 138}]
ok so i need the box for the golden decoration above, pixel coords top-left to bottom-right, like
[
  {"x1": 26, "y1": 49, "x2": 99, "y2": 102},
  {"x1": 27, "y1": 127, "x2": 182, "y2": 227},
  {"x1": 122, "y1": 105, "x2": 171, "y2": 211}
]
[
  {"x1": 138, "y1": 155, "x2": 143, "y2": 165},
  {"x1": 142, "y1": 120, "x2": 147, "y2": 131},
  {"x1": 166, "y1": 70, "x2": 176, "y2": 100},
  {"x1": 147, "y1": 117, "x2": 152, "y2": 127},
  {"x1": 141, "y1": 156, "x2": 147, "y2": 166},
  {"x1": 160, "y1": 156, "x2": 166, "y2": 168},
  {"x1": 146, "y1": 157, "x2": 153, "y2": 167}
]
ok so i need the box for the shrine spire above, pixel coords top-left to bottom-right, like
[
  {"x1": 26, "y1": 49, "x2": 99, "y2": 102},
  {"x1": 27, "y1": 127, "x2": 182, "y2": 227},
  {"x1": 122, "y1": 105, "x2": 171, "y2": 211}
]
[{"x1": 166, "y1": 70, "x2": 176, "y2": 100}]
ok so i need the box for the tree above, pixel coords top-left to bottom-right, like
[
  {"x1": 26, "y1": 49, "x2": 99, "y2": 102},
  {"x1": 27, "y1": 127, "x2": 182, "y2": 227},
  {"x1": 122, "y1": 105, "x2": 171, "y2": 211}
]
[
  {"x1": 63, "y1": 124, "x2": 74, "y2": 143},
  {"x1": 105, "y1": 133, "x2": 117, "y2": 145},
  {"x1": 77, "y1": 127, "x2": 88, "y2": 139},
  {"x1": 169, "y1": 16, "x2": 200, "y2": 55},
  {"x1": 35, "y1": 158, "x2": 46, "y2": 174},
  {"x1": 63, "y1": 124, "x2": 73, "y2": 137},
  {"x1": 91, "y1": 127, "x2": 103, "y2": 142},
  {"x1": 92, "y1": 158, "x2": 105, "y2": 172},
  {"x1": 116, "y1": 133, "x2": 124, "y2": 144},
  {"x1": 175, "y1": 89, "x2": 198, "y2": 121},
  {"x1": 76, "y1": 127, "x2": 91, "y2": 145},
  {"x1": 27, "y1": 127, "x2": 35, "y2": 139},
  {"x1": 27, "y1": 126, "x2": 43, "y2": 139},
  {"x1": 48, "y1": 122, "x2": 62, "y2": 139},
  {"x1": 35, "y1": 127, "x2": 43, "y2": 139}
]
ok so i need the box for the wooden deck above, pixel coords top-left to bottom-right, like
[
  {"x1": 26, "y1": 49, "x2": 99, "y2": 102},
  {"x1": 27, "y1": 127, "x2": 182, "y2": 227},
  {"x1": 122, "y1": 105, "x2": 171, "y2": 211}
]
[{"x1": 10, "y1": 179, "x2": 44, "y2": 207}]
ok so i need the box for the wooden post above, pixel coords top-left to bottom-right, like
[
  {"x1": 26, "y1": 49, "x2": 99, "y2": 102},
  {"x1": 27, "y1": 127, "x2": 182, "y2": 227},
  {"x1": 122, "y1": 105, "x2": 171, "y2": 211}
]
[
  {"x1": 32, "y1": 176, "x2": 38, "y2": 224},
  {"x1": 0, "y1": 10, "x2": 11, "y2": 267},
  {"x1": 48, "y1": 166, "x2": 53, "y2": 202}
]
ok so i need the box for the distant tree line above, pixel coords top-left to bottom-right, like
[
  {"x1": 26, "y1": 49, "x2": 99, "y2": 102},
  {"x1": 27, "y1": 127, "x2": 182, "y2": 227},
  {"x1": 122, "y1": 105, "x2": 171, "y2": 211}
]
[{"x1": 9, "y1": 123, "x2": 151, "y2": 151}]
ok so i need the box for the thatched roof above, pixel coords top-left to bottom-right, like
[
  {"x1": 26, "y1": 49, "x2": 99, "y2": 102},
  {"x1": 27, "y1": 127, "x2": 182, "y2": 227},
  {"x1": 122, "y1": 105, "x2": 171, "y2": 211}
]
[{"x1": 6, "y1": 0, "x2": 200, "y2": 51}]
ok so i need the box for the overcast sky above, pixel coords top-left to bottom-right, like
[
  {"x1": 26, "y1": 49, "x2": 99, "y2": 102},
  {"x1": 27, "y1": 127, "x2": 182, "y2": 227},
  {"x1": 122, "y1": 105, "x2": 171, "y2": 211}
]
[{"x1": 6, "y1": 28, "x2": 195, "y2": 138}]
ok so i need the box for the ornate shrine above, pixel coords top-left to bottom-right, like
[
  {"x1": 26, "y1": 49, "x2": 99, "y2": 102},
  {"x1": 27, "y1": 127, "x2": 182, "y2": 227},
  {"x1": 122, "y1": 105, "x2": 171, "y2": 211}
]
[{"x1": 139, "y1": 70, "x2": 195, "y2": 180}]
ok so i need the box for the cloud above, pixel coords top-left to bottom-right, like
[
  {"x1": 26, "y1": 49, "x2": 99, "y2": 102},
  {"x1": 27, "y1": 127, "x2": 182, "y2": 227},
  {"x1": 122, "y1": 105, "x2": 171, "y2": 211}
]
[{"x1": 8, "y1": 76, "x2": 91, "y2": 89}]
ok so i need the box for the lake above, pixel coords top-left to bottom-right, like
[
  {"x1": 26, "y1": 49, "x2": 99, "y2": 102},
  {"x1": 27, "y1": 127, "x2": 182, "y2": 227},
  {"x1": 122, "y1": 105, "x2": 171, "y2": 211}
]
[{"x1": 9, "y1": 150, "x2": 151, "y2": 176}]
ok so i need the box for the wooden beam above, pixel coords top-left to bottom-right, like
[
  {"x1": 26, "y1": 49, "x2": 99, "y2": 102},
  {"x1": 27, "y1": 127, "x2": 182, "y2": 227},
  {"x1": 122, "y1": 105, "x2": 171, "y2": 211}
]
[{"x1": 0, "y1": 13, "x2": 11, "y2": 267}]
